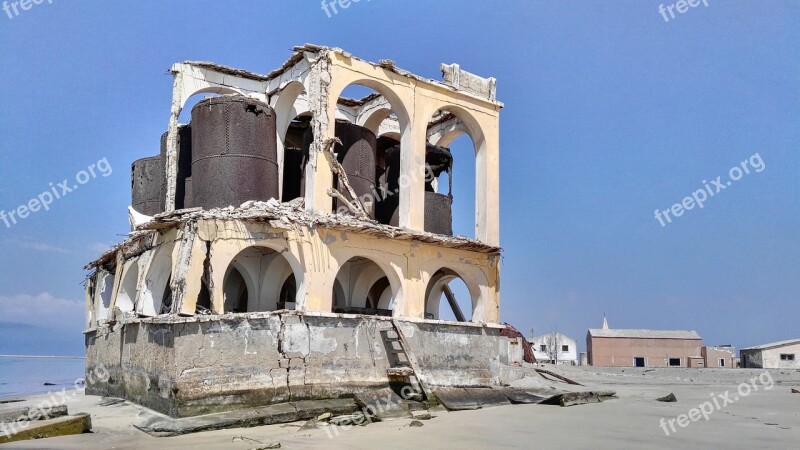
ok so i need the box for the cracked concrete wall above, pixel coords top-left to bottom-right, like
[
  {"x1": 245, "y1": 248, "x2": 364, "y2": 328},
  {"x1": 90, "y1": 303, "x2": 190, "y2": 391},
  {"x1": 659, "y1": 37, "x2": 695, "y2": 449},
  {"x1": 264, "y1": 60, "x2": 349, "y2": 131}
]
[{"x1": 85, "y1": 314, "x2": 508, "y2": 417}]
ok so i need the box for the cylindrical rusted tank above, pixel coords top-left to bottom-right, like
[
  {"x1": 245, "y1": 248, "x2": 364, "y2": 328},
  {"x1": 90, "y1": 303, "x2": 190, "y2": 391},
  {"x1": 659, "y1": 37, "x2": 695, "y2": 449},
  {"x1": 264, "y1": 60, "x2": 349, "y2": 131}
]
[
  {"x1": 131, "y1": 156, "x2": 164, "y2": 216},
  {"x1": 183, "y1": 177, "x2": 193, "y2": 208},
  {"x1": 160, "y1": 125, "x2": 193, "y2": 210},
  {"x1": 282, "y1": 147, "x2": 307, "y2": 202},
  {"x1": 424, "y1": 191, "x2": 453, "y2": 235},
  {"x1": 333, "y1": 120, "x2": 377, "y2": 217},
  {"x1": 190, "y1": 96, "x2": 279, "y2": 209},
  {"x1": 381, "y1": 144, "x2": 453, "y2": 235}
]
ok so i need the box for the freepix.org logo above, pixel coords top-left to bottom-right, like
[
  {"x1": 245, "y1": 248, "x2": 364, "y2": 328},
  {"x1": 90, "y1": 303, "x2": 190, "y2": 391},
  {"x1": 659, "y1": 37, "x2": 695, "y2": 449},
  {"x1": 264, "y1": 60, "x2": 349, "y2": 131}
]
[{"x1": 3, "y1": 0, "x2": 53, "y2": 20}]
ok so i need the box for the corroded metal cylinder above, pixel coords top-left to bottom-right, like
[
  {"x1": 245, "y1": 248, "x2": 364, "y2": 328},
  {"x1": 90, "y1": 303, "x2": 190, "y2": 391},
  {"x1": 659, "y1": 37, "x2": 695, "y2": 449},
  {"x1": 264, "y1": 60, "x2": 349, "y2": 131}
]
[
  {"x1": 191, "y1": 96, "x2": 279, "y2": 209},
  {"x1": 160, "y1": 125, "x2": 193, "y2": 210},
  {"x1": 381, "y1": 144, "x2": 453, "y2": 235},
  {"x1": 184, "y1": 177, "x2": 193, "y2": 209},
  {"x1": 424, "y1": 191, "x2": 453, "y2": 235},
  {"x1": 131, "y1": 156, "x2": 164, "y2": 216},
  {"x1": 282, "y1": 147, "x2": 307, "y2": 202},
  {"x1": 333, "y1": 120, "x2": 377, "y2": 217}
]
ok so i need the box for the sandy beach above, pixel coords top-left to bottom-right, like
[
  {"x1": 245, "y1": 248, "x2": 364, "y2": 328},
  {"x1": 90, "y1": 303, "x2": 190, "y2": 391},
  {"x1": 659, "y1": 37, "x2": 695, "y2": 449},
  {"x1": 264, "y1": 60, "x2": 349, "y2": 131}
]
[{"x1": 2, "y1": 366, "x2": 798, "y2": 449}]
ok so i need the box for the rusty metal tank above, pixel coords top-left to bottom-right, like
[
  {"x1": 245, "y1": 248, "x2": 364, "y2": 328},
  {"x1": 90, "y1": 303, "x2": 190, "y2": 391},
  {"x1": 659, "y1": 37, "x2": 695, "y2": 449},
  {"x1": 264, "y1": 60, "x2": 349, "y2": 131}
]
[
  {"x1": 381, "y1": 144, "x2": 453, "y2": 235},
  {"x1": 160, "y1": 125, "x2": 193, "y2": 210},
  {"x1": 131, "y1": 155, "x2": 164, "y2": 216},
  {"x1": 183, "y1": 177, "x2": 193, "y2": 209},
  {"x1": 332, "y1": 120, "x2": 377, "y2": 217},
  {"x1": 282, "y1": 147, "x2": 307, "y2": 202},
  {"x1": 190, "y1": 96, "x2": 279, "y2": 209}
]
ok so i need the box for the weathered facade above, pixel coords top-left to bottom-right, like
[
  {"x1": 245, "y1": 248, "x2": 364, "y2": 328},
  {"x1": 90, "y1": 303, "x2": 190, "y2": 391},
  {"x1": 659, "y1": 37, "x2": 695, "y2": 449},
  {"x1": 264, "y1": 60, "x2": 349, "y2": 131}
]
[
  {"x1": 740, "y1": 339, "x2": 800, "y2": 369},
  {"x1": 586, "y1": 329, "x2": 703, "y2": 368},
  {"x1": 84, "y1": 45, "x2": 508, "y2": 417}
]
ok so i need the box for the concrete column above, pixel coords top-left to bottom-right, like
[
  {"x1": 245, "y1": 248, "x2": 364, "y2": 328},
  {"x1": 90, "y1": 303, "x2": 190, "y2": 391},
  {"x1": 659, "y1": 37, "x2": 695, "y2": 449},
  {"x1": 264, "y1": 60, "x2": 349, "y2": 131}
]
[
  {"x1": 304, "y1": 59, "x2": 334, "y2": 215},
  {"x1": 397, "y1": 255, "x2": 425, "y2": 319},
  {"x1": 398, "y1": 114, "x2": 427, "y2": 230},
  {"x1": 164, "y1": 70, "x2": 184, "y2": 212},
  {"x1": 176, "y1": 234, "x2": 207, "y2": 316},
  {"x1": 476, "y1": 117, "x2": 500, "y2": 246},
  {"x1": 297, "y1": 230, "x2": 333, "y2": 313}
]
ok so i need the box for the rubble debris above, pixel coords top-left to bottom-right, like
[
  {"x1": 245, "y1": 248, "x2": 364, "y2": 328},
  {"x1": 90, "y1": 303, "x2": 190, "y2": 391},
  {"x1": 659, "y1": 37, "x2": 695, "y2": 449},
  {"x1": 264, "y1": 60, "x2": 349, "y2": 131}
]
[
  {"x1": 329, "y1": 414, "x2": 369, "y2": 427},
  {"x1": 656, "y1": 393, "x2": 678, "y2": 403},
  {"x1": 133, "y1": 398, "x2": 358, "y2": 437},
  {"x1": 535, "y1": 369, "x2": 584, "y2": 386},
  {"x1": 412, "y1": 412, "x2": 434, "y2": 420},
  {"x1": 496, "y1": 387, "x2": 549, "y2": 404},
  {"x1": 0, "y1": 404, "x2": 68, "y2": 423},
  {"x1": 250, "y1": 444, "x2": 281, "y2": 450},
  {"x1": 354, "y1": 389, "x2": 412, "y2": 421},
  {"x1": 407, "y1": 420, "x2": 424, "y2": 427},
  {"x1": 0, "y1": 412, "x2": 91, "y2": 444},
  {"x1": 791, "y1": 389, "x2": 799, "y2": 394},
  {"x1": 541, "y1": 391, "x2": 617, "y2": 407}
]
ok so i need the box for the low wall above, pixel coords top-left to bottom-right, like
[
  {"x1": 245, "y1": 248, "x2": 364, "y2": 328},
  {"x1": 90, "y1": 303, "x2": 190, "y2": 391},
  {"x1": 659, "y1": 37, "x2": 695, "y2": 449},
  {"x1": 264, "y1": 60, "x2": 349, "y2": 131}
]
[{"x1": 85, "y1": 312, "x2": 508, "y2": 417}]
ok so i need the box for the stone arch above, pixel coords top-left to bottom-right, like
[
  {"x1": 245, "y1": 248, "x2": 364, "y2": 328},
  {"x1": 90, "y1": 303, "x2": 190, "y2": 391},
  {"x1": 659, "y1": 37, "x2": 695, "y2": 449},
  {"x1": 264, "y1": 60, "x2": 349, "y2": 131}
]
[
  {"x1": 115, "y1": 260, "x2": 138, "y2": 313},
  {"x1": 177, "y1": 87, "x2": 245, "y2": 123},
  {"x1": 422, "y1": 264, "x2": 486, "y2": 323},
  {"x1": 273, "y1": 81, "x2": 312, "y2": 202},
  {"x1": 330, "y1": 79, "x2": 411, "y2": 134},
  {"x1": 330, "y1": 251, "x2": 403, "y2": 316},
  {"x1": 424, "y1": 105, "x2": 490, "y2": 238},
  {"x1": 221, "y1": 245, "x2": 304, "y2": 313},
  {"x1": 95, "y1": 271, "x2": 115, "y2": 323},
  {"x1": 139, "y1": 242, "x2": 175, "y2": 316}
]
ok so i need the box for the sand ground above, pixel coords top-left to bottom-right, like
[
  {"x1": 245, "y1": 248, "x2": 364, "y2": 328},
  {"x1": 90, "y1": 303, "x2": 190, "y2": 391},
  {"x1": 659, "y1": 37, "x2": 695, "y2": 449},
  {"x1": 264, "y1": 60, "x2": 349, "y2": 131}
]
[{"x1": 2, "y1": 367, "x2": 799, "y2": 449}]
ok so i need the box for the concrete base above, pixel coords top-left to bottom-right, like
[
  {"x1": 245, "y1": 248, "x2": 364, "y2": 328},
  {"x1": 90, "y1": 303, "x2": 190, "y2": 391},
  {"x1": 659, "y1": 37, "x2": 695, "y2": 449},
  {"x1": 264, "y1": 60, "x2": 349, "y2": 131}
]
[{"x1": 85, "y1": 312, "x2": 510, "y2": 418}]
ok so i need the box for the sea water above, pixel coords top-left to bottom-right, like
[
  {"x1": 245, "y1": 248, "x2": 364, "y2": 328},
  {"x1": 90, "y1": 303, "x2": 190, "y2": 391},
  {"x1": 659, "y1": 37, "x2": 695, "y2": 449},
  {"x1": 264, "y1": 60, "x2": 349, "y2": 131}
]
[{"x1": 0, "y1": 356, "x2": 85, "y2": 399}]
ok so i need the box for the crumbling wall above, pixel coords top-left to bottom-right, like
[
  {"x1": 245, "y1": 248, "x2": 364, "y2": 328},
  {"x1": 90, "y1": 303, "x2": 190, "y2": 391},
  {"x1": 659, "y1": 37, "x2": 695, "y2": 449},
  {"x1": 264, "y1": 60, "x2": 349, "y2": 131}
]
[{"x1": 86, "y1": 313, "x2": 507, "y2": 417}]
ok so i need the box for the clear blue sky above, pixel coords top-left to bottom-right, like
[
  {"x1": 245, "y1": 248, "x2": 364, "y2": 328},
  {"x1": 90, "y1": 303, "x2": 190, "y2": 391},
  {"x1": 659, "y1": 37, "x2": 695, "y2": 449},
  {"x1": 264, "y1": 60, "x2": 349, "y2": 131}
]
[{"x1": 0, "y1": 1, "x2": 797, "y2": 356}]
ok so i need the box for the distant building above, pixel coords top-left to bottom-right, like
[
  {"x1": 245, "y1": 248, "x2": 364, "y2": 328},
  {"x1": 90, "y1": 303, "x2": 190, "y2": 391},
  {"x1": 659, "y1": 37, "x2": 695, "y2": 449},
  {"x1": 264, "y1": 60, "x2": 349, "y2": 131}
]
[
  {"x1": 740, "y1": 339, "x2": 800, "y2": 369},
  {"x1": 587, "y1": 318, "x2": 703, "y2": 368},
  {"x1": 531, "y1": 332, "x2": 578, "y2": 365},
  {"x1": 702, "y1": 345, "x2": 736, "y2": 369}
]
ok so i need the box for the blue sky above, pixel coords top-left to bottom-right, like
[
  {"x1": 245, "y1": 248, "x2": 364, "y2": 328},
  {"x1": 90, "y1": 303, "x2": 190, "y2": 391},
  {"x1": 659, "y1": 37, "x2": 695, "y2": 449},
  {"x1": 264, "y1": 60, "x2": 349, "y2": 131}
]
[{"x1": 0, "y1": 1, "x2": 797, "y2": 356}]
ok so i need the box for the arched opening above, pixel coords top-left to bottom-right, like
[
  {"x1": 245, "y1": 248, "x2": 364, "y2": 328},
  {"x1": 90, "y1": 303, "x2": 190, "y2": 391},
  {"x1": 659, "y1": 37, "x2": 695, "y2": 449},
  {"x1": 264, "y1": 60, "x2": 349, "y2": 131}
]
[
  {"x1": 333, "y1": 257, "x2": 395, "y2": 316},
  {"x1": 140, "y1": 243, "x2": 174, "y2": 317},
  {"x1": 424, "y1": 269, "x2": 475, "y2": 323},
  {"x1": 222, "y1": 246, "x2": 299, "y2": 313},
  {"x1": 116, "y1": 262, "x2": 138, "y2": 313},
  {"x1": 282, "y1": 114, "x2": 312, "y2": 202},
  {"x1": 331, "y1": 82, "x2": 410, "y2": 221},
  {"x1": 95, "y1": 272, "x2": 115, "y2": 322},
  {"x1": 273, "y1": 82, "x2": 312, "y2": 202},
  {"x1": 196, "y1": 280, "x2": 212, "y2": 314},
  {"x1": 223, "y1": 268, "x2": 248, "y2": 313},
  {"x1": 427, "y1": 108, "x2": 485, "y2": 239},
  {"x1": 278, "y1": 274, "x2": 297, "y2": 310}
]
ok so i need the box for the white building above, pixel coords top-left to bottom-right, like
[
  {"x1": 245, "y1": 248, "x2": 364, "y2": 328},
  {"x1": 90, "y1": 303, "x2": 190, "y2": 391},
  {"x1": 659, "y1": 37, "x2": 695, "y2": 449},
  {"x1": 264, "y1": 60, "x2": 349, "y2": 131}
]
[
  {"x1": 740, "y1": 339, "x2": 800, "y2": 369},
  {"x1": 531, "y1": 332, "x2": 578, "y2": 365}
]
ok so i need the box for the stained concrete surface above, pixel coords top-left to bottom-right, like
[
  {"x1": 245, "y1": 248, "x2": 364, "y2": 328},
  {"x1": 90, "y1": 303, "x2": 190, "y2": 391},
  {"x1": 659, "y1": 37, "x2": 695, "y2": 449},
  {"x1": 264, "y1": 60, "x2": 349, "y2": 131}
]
[{"x1": 4, "y1": 368, "x2": 799, "y2": 449}]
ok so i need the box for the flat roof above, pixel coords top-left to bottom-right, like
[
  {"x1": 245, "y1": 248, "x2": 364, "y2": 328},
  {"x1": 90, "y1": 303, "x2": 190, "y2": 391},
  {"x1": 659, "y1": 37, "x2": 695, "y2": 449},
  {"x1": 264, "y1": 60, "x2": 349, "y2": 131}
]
[
  {"x1": 588, "y1": 329, "x2": 702, "y2": 340},
  {"x1": 741, "y1": 338, "x2": 800, "y2": 351}
]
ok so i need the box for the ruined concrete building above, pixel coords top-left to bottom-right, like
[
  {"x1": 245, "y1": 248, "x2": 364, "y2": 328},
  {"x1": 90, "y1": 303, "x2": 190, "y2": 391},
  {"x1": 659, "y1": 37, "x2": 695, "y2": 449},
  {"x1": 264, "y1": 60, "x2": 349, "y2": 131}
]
[{"x1": 84, "y1": 44, "x2": 506, "y2": 417}]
